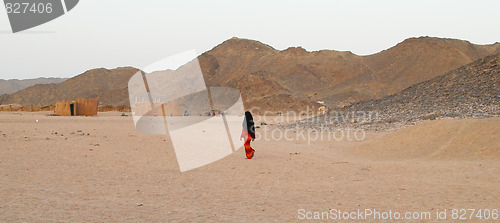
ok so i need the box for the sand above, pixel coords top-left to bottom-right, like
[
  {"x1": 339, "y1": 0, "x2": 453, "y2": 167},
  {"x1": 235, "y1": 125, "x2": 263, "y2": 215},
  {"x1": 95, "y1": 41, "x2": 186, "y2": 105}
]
[{"x1": 0, "y1": 112, "x2": 499, "y2": 222}]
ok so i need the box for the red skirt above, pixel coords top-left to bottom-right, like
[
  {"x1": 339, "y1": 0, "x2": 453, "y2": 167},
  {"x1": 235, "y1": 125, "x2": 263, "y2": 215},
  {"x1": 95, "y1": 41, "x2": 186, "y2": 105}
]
[{"x1": 243, "y1": 132, "x2": 255, "y2": 159}]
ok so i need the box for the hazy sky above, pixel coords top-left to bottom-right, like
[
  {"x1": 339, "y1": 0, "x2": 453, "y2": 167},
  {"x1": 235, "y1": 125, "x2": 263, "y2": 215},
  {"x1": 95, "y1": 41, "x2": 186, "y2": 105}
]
[{"x1": 0, "y1": 0, "x2": 499, "y2": 79}]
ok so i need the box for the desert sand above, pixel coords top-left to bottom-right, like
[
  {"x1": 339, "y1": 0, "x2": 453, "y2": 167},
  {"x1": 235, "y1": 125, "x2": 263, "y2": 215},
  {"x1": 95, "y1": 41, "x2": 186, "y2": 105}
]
[{"x1": 0, "y1": 112, "x2": 499, "y2": 222}]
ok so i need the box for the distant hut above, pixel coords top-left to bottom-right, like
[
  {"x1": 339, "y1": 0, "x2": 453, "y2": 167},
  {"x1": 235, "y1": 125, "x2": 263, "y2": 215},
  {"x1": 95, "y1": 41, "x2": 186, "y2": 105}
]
[
  {"x1": 54, "y1": 98, "x2": 99, "y2": 116},
  {"x1": 75, "y1": 98, "x2": 99, "y2": 116},
  {"x1": 54, "y1": 101, "x2": 76, "y2": 116}
]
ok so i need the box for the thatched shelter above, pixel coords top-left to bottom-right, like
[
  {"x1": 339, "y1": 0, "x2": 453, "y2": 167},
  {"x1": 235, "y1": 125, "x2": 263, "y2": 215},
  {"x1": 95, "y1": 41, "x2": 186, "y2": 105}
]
[{"x1": 54, "y1": 98, "x2": 99, "y2": 116}]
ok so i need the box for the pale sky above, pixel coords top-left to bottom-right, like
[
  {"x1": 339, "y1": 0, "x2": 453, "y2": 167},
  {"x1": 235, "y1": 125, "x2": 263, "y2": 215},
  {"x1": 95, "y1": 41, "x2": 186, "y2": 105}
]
[{"x1": 0, "y1": 0, "x2": 499, "y2": 80}]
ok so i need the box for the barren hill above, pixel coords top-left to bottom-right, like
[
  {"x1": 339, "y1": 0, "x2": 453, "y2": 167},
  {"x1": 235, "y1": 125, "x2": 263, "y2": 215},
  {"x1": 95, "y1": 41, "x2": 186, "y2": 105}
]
[
  {"x1": 283, "y1": 54, "x2": 499, "y2": 131},
  {"x1": 0, "y1": 67, "x2": 139, "y2": 106},
  {"x1": 347, "y1": 54, "x2": 500, "y2": 125},
  {"x1": 0, "y1": 77, "x2": 67, "y2": 95},
  {"x1": 200, "y1": 37, "x2": 500, "y2": 109},
  {"x1": 0, "y1": 37, "x2": 498, "y2": 111}
]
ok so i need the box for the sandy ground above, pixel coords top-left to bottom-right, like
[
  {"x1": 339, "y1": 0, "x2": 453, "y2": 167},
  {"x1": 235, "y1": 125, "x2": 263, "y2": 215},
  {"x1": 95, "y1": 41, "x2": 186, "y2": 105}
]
[{"x1": 0, "y1": 112, "x2": 499, "y2": 222}]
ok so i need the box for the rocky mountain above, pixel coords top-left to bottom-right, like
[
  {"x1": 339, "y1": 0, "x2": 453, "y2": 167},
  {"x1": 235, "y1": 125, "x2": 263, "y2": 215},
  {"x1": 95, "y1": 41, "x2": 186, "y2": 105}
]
[
  {"x1": 0, "y1": 67, "x2": 139, "y2": 106},
  {"x1": 347, "y1": 54, "x2": 500, "y2": 124},
  {"x1": 200, "y1": 37, "x2": 499, "y2": 109},
  {"x1": 0, "y1": 77, "x2": 67, "y2": 95},
  {"x1": 0, "y1": 37, "x2": 499, "y2": 112},
  {"x1": 285, "y1": 54, "x2": 500, "y2": 131}
]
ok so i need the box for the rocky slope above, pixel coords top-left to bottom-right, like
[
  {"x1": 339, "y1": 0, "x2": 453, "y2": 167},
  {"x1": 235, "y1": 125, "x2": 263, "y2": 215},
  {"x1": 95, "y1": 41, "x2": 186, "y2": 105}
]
[
  {"x1": 0, "y1": 67, "x2": 139, "y2": 106},
  {"x1": 0, "y1": 77, "x2": 67, "y2": 95},
  {"x1": 284, "y1": 54, "x2": 500, "y2": 131}
]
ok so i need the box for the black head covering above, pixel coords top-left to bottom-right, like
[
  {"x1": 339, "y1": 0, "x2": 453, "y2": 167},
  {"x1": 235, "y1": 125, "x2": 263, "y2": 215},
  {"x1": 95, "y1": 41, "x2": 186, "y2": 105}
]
[{"x1": 243, "y1": 111, "x2": 255, "y2": 139}]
